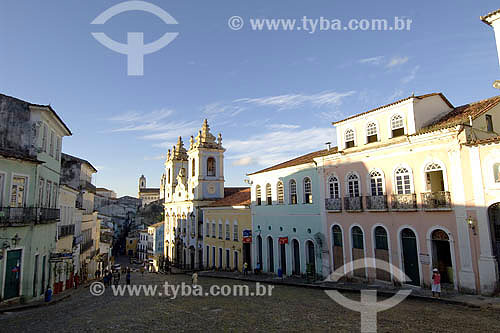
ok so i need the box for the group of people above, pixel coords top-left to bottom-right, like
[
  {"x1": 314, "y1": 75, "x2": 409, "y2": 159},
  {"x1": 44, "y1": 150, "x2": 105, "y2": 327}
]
[{"x1": 101, "y1": 267, "x2": 132, "y2": 286}]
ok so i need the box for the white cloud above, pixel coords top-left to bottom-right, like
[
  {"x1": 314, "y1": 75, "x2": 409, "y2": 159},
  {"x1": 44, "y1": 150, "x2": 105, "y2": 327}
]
[
  {"x1": 265, "y1": 123, "x2": 300, "y2": 130},
  {"x1": 359, "y1": 56, "x2": 385, "y2": 65},
  {"x1": 108, "y1": 108, "x2": 176, "y2": 132},
  {"x1": 232, "y1": 156, "x2": 253, "y2": 166},
  {"x1": 235, "y1": 90, "x2": 356, "y2": 110},
  {"x1": 386, "y1": 56, "x2": 409, "y2": 68},
  {"x1": 202, "y1": 103, "x2": 246, "y2": 117},
  {"x1": 388, "y1": 89, "x2": 405, "y2": 101},
  {"x1": 401, "y1": 65, "x2": 420, "y2": 84},
  {"x1": 144, "y1": 154, "x2": 166, "y2": 161}
]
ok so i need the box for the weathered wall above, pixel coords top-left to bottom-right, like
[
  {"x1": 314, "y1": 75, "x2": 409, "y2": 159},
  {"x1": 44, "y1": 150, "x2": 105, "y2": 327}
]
[{"x1": 0, "y1": 94, "x2": 35, "y2": 157}]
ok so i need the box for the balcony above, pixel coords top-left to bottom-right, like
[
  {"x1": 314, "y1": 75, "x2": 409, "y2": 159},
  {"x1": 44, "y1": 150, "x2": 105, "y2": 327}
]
[
  {"x1": 365, "y1": 195, "x2": 388, "y2": 211},
  {"x1": 421, "y1": 191, "x2": 451, "y2": 211},
  {"x1": 0, "y1": 207, "x2": 60, "y2": 225},
  {"x1": 325, "y1": 198, "x2": 342, "y2": 212},
  {"x1": 344, "y1": 197, "x2": 363, "y2": 212},
  {"x1": 391, "y1": 194, "x2": 417, "y2": 211}
]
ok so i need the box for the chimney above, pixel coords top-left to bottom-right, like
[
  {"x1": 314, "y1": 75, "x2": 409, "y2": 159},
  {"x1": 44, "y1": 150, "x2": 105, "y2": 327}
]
[{"x1": 325, "y1": 142, "x2": 331, "y2": 151}]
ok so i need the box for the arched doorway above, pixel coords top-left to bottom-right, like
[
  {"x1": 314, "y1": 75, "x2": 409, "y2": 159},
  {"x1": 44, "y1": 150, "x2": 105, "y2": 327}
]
[
  {"x1": 268, "y1": 237, "x2": 274, "y2": 273},
  {"x1": 401, "y1": 228, "x2": 420, "y2": 286},
  {"x1": 279, "y1": 240, "x2": 287, "y2": 276},
  {"x1": 332, "y1": 225, "x2": 344, "y2": 271},
  {"x1": 374, "y1": 226, "x2": 390, "y2": 281},
  {"x1": 257, "y1": 235, "x2": 263, "y2": 269},
  {"x1": 431, "y1": 229, "x2": 453, "y2": 285},
  {"x1": 489, "y1": 203, "x2": 500, "y2": 275},
  {"x1": 351, "y1": 226, "x2": 365, "y2": 278},
  {"x1": 292, "y1": 239, "x2": 300, "y2": 275},
  {"x1": 306, "y1": 240, "x2": 315, "y2": 274}
]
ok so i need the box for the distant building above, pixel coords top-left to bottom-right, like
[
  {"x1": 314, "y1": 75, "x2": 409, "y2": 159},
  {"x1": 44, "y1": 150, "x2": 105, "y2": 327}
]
[
  {"x1": 138, "y1": 175, "x2": 160, "y2": 207},
  {"x1": 147, "y1": 222, "x2": 164, "y2": 271}
]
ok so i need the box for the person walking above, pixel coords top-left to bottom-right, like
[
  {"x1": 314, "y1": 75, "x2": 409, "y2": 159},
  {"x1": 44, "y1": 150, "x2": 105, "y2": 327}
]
[
  {"x1": 243, "y1": 262, "x2": 248, "y2": 276},
  {"x1": 126, "y1": 268, "x2": 131, "y2": 285},
  {"x1": 192, "y1": 272, "x2": 198, "y2": 286},
  {"x1": 107, "y1": 270, "x2": 113, "y2": 287},
  {"x1": 74, "y1": 274, "x2": 79, "y2": 289},
  {"x1": 432, "y1": 268, "x2": 441, "y2": 298},
  {"x1": 140, "y1": 266, "x2": 145, "y2": 276}
]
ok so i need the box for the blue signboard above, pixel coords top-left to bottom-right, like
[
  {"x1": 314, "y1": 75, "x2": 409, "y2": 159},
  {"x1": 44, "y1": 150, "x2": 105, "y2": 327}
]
[{"x1": 243, "y1": 229, "x2": 252, "y2": 237}]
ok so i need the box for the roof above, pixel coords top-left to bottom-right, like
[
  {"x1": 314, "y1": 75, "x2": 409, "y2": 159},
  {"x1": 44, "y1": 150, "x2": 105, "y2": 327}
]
[
  {"x1": 207, "y1": 188, "x2": 251, "y2": 208},
  {"x1": 148, "y1": 222, "x2": 164, "y2": 228},
  {"x1": 248, "y1": 148, "x2": 335, "y2": 176},
  {"x1": 332, "y1": 93, "x2": 453, "y2": 125},
  {"x1": 0, "y1": 93, "x2": 72, "y2": 136},
  {"x1": 62, "y1": 153, "x2": 98, "y2": 173},
  {"x1": 96, "y1": 187, "x2": 114, "y2": 192},
  {"x1": 481, "y1": 9, "x2": 500, "y2": 25},
  {"x1": 466, "y1": 135, "x2": 500, "y2": 146},
  {"x1": 417, "y1": 95, "x2": 500, "y2": 134},
  {"x1": 139, "y1": 188, "x2": 160, "y2": 193},
  {"x1": 223, "y1": 187, "x2": 248, "y2": 197},
  {"x1": 0, "y1": 148, "x2": 42, "y2": 164}
]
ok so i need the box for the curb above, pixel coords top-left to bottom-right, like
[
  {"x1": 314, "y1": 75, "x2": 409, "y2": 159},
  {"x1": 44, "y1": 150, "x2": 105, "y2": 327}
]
[
  {"x1": 0, "y1": 293, "x2": 72, "y2": 314},
  {"x1": 197, "y1": 272, "x2": 481, "y2": 308}
]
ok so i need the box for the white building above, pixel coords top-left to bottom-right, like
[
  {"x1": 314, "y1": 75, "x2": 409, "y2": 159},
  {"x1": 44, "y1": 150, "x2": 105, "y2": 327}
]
[{"x1": 482, "y1": 9, "x2": 500, "y2": 88}]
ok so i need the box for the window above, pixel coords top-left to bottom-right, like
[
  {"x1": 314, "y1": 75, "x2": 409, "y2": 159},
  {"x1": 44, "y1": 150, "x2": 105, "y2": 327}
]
[
  {"x1": 42, "y1": 124, "x2": 47, "y2": 152},
  {"x1": 225, "y1": 221, "x2": 230, "y2": 240},
  {"x1": 0, "y1": 173, "x2": 4, "y2": 206},
  {"x1": 191, "y1": 215, "x2": 195, "y2": 235},
  {"x1": 266, "y1": 183, "x2": 272, "y2": 205},
  {"x1": 256, "y1": 185, "x2": 262, "y2": 206},
  {"x1": 192, "y1": 159, "x2": 196, "y2": 177},
  {"x1": 351, "y1": 226, "x2": 364, "y2": 249},
  {"x1": 212, "y1": 221, "x2": 216, "y2": 238},
  {"x1": 328, "y1": 176, "x2": 340, "y2": 199},
  {"x1": 494, "y1": 163, "x2": 500, "y2": 183},
  {"x1": 50, "y1": 130, "x2": 55, "y2": 157},
  {"x1": 347, "y1": 173, "x2": 360, "y2": 197},
  {"x1": 289, "y1": 180, "x2": 297, "y2": 204},
  {"x1": 374, "y1": 226, "x2": 388, "y2": 250},
  {"x1": 168, "y1": 169, "x2": 170, "y2": 184},
  {"x1": 366, "y1": 122, "x2": 378, "y2": 143},
  {"x1": 207, "y1": 157, "x2": 216, "y2": 176},
  {"x1": 206, "y1": 221, "x2": 210, "y2": 236},
  {"x1": 332, "y1": 225, "x2": 342, "y2": 247},
  {"x1": 391, "y1": 114, "x2": 405, "y2": 137},
  {"x1": 345, "y1": 129, "x2": 355, "y2": 148},
  {"x1": 56, "y1": 137, "x2": 61, "y2": 161},
  {"x1": 218, "y1": 221, "x2": 223, "y2": 239},
  {"x1": 303, "y1": 177, "x2": 312, "y2": 203},
  {"x1": 10, "y1": 176, "x2": 27, "y2": 207},
  {"x1": 277, "y1": 181, "x2": 284, "y2": 204},
  {"x1": 395, "y1": 167, "x2": 412, "y2": 194},
  {"x1": 233, "y1": 222, "x2": 238, "y2": 241},
  {"x1": 45, "y1": 181, "x2": 52, "y2": 208},
  {"x1": 486, "y1": 115, "x2": 494, "y2": 132},
  {"x1": 369, "y1": 170, "x2": 384, "y2": 196}
]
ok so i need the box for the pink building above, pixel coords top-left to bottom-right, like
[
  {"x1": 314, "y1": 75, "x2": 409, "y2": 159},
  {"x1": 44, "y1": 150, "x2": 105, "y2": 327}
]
[{"x1": 317, "y1": 93, "x2": 500, "y2": 294}]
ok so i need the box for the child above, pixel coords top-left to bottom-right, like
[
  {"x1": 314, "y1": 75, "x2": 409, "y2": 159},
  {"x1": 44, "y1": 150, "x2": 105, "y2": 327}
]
[{"x1": 432, "y1": 268, "x2": 441, "y2": 298}]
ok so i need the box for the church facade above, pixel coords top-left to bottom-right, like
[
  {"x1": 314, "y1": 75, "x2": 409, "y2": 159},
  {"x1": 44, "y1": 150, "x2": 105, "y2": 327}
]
[
  {"x1": 164, "y1": 120, "x2": 227, "y2": 268},
  {"x1": 138, "y1": 175, "x2": 160, "y2": 207}
]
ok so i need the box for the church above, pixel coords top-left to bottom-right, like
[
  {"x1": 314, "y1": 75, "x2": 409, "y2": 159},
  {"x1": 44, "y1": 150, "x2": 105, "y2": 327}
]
[
  {"x1": 164, "y1": 119, "x2": 245, "y2": 268},
  {"x1": 138, "y1": 174, "x2": 160, "y2": 207}
]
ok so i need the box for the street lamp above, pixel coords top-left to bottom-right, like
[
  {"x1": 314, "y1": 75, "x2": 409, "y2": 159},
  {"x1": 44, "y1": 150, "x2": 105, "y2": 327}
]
[{"x1": 466, "y1": 217, "x2": 477, "y2": 235}]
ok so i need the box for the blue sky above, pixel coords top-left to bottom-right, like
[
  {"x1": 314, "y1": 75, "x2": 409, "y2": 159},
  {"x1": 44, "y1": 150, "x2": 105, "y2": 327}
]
[{"x1": 1, "y1": 1, "x2": 499, "y2": 197}]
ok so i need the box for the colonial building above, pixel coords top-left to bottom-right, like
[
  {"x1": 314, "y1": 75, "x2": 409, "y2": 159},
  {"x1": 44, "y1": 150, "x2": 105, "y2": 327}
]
[
  {"x1": 138, "y1": 175, "x2": 160, "y2": 207},
  {"x1": 317, "y1": 93, "x2": 500, "y2": 294},
  {"x1": 248, "y1": 151, "x2": 330, "y2": 278},
  {"x1": 147, "y1": 222, "x2": 164, "y2": 271},
  {"x1": 0, "y1": 93, "x2": 71, "y2": 302},
  {"x1": 201, "y1": 188, "x2": 251, "y2": 272},
  {"x1": 164, "y1": 120, "x2": 237, "y2": 269}
]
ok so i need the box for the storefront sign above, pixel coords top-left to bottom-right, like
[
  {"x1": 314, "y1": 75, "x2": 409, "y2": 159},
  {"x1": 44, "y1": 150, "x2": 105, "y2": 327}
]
[
  {"x1": 279, "y1": 237, "x2": 289, "y2": 245},
  {"x1": 243, "y1": 236, "x2": 252, "y2": 243},
  {"x1": 243, "y1": 229, "x2": 252, "y2": 237}
]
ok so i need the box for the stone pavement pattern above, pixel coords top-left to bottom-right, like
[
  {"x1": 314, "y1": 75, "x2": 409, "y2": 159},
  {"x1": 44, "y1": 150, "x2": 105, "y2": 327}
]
[{"x1": 1, "y1": 271, "x2": 499, "y2": 332}]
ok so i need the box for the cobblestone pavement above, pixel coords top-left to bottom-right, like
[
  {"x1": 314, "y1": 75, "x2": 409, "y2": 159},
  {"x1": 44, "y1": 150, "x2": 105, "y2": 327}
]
[{"x1": 1, "y1": 271, "x2": 499, "y2": 332}]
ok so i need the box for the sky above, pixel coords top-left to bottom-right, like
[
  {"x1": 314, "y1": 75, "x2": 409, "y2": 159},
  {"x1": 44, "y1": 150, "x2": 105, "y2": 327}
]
[{"x1": 1, "y1": 1, "x2": 499, "y2": 197}]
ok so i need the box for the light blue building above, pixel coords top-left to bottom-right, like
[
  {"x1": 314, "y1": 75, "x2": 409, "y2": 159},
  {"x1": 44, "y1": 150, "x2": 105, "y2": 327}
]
[{"x1": 248, "y1": 150, "x2": 330, "y2": 278}]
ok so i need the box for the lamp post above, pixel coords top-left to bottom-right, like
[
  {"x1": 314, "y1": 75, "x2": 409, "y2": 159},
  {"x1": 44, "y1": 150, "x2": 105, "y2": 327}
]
[{"x1": 466, "y1": 217, "x2": 477, "y2": 236}]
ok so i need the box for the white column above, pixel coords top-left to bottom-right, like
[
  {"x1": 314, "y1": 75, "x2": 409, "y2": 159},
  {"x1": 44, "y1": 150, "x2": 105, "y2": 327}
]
[
  {"x1": 469, "y1": 146, "x2": 498, "y2": 294},
  {"x1": 448, "y1": 147, "x2": 476, "y2": 292},
  {"x1": 317, "y1": 161, "x2": 332, "y2": 278}
]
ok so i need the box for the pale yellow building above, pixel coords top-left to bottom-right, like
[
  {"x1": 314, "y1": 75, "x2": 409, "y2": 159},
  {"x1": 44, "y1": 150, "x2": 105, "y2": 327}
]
[{"x1": 202, "y1": 188, "x2": 251, "y2": 271}]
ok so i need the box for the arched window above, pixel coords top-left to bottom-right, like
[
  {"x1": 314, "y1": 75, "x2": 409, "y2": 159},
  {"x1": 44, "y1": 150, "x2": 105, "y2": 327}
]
[
  {"x1": 424, "y1": 162, "x2": 445, "y2": 192},
  {"x1": 277, "y1": 181, "x2": 284, "y2": 204},
  {"x1": 205, "y1": 220, "x2": 210, "y2": 237},
  {"x1": 266, "y1": 183, "x2": 272, "y2": 205},
  {"x1": 218, "y1": 220, "x2": 223, "y2": 239},
  {"x1": 351, "y1": 226, "x2": 364, "y2": 249},
  {"x1": 328, "y1": 176, "x2": 340, "y2": 199},
  {"x1": 211, "y1": 221, "x2": 216, "y2": 238},
  {"x1": 394, "y1": 167, "x2": 412, "y2": 194},
  {"x1": 192, "y1": 158, "x2": 196, "y2": 177},
  {"x1": 225, "y1": 221, "x2": 230, "y2": 240},
  {"x1": 207, "y1": 157, "x2": 216, "y2": 176},
  {"x1": 233, "y1": 221, "x2": 238, "y2": 241},
  {"x1": 391, "y1": 114, "x2": 404, "y2": 137},
  {"x1": 289, "y1": 180, "x2": 297, "y2": 204},
  {"x1": 256, "y1": 185, "x2": 262, "y2": 206},
  {"x1": 347, "y1": 173, "x2": 360, "y2": 197},
  {"x1": 369, "y1": 170, "x2": 384, "y2": 196},
  {"x1": 366, "y1": 122, "x2": 378, "y2": 143},
  {"x1": 374, "y1": 226, "x2": 388, "y2": 250},
  {"x1": 303, "y1": 177, "x2": 312, "y2": 204},
  {"x1": 345, "y1": 129, "x2": 355, "y2": 148}
]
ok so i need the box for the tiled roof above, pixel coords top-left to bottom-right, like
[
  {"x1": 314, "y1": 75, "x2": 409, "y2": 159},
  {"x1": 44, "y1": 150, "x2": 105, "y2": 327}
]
[
  {"x1": 223, "y1": 187, "x2": 248, "y2": 197},
  {"x1": 466, "y1": 135, "x2": 500, "y2": 146},
  {"x1": 248, "y1": 148, "x2": 335, "y2": 176},
  {"x1": 332, "y1": 93, "x2": 453, "y2": 125},
  {"x1": 96, "y1": 187, "x2": 113, "y2": 192},
  {"x1": 208, "y1": 188, "x2": 251, "y2": 207},
  {"x1": 139, "y1": 188, "x2": 160, "y2": 193},
  {"x1": 416, "y1": 95, "x2": 500, "y2": 134},
  {"x1": 481, "y1": 9, "x2": 500, "y2": 25}
]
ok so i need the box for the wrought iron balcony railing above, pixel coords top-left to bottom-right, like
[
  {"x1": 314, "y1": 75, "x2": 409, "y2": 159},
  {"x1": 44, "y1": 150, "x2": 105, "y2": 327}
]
[
  {"x1": 344, "y1": 197, "x2": 363, "y2": 212},
  {"x1": 0, "y1": 207, "x2": 60, "y2": 225},
  {"x1": 421, "y1": 191, "x2": 451, "y2": 211},
  {"x1": 391, "y1": 194, "x2": 417, "y2": 211},
  {"x1": 365, "y1": 195, "x2": 388, "y2": 211},
  {"x1": 325, "y1": 198, "x2": 342, "y2": 212}
]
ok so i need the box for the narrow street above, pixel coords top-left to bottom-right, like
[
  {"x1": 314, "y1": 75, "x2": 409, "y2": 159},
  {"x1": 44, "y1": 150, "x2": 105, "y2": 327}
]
[{"x1": 1, "y1": 266, "x2": 499, "y2": 332}]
